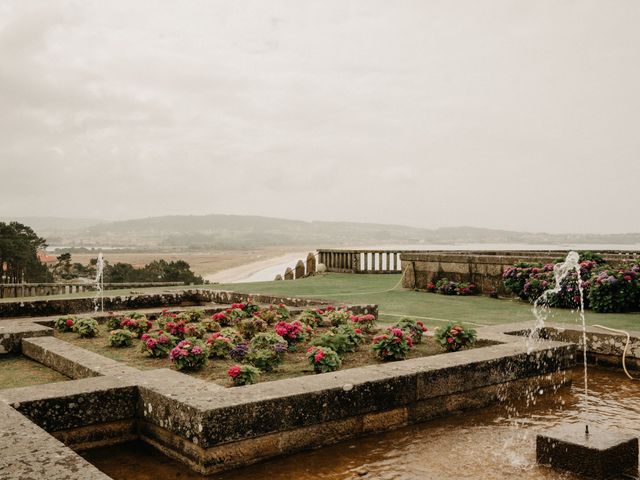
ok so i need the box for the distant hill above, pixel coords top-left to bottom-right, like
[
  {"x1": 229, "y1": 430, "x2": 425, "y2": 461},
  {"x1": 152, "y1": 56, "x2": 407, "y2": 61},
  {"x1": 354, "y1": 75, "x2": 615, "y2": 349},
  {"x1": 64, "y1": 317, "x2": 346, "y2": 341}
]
[{"x1": 13, "y1": 214, "x2": 639, "y2": 250}]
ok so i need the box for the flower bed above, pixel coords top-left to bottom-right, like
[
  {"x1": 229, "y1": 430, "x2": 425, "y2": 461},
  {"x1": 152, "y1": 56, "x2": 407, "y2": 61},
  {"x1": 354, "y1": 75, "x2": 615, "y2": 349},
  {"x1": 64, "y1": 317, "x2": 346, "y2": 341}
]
[
  {"x1": 502, "y1": 257, "x2": 640, "y2": 313},
  {"x1": 53, "y1": 305, "x2": 489, "y2": 387}
]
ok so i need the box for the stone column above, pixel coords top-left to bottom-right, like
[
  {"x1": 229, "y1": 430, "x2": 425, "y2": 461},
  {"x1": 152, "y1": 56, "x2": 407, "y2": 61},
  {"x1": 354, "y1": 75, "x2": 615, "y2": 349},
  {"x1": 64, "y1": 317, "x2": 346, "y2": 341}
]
[
  {"x1": 306, "y1": 253, "x2": 316, "y2": 275},
  {"x1": 363, "y1": 252, "x2": 368, "y2": 272},
  {"x1": 294, "y1": 260, "x2": 305, "y2": 279},
  {"x1": 284, "y1": 267, "x2": 294, "y2": 280}
]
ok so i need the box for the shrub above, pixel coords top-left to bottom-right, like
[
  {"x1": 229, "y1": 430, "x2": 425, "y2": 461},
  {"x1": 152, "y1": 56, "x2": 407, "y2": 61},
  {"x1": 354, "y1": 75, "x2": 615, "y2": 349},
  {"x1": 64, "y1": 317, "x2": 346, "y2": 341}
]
[
  {"x1": 230, "y1": 342, "x2": 250, "y2": 361},
  {"x1": 247, "y1": 348, "x2": 283, "y2": 372},
  {"x1": 156, "y1": 310, "x2": 178, "y2": 329},
  {"x1": 311, "y1": 331, "x2": 353, "y2": 355},
  {"x1": 140, "y1": 331, "x2": 176, "y2": 358},
  {"x1": 306, "y1": 346, "x2": 341, "y2": 373},
  {"x1": 237, "y1": 316, "x2": 268, "y2": 339},
  {"x1": 165, "y1": 320, "x2": 206, "y2": 339},
  {"x1": 106, "y1": 314, "x2": 122, "y2": 331},
  {"x1": 185, "y1": 309, "x2": 205, "y2": 322},
  {"x1": 326, "y1": 308, "x2": 352, "y2": 326},
  {"x1": 121, "y1": 315, "x2": 153, "y2": 338},
  {"x1": 55, "y1": 315, "x2": 76, "y2": 332},
  {"x1": 249, "y1": 332, "x2": 288, "y2": 351},
  {"x1": 109, "y1": 329, "x2": 134, "y2": 348},
  {"x1": 456, "y1": 282, "x2": 479, "y2": 296},
  {"x1": 227, "y1": 364, "x2": 260, "y2": 386},
  {"x1": 230, "y1": 301, "x2": 260, "y2": 316},
  {"x1": 394, "y1": 317, "x2": 428, "y2": 344},
  {"x1": 256, "y1": 304, "x2": 290, "y2": 324},
  {"x1": 435, "y1": 323, "x2": 477, "y2": 352},
  {"x1": 298, "y1": 310, "x2": 322, "y2": 328},
  {"x1": 274, "y1": 320, "x2": 309, "y2": 345},
  {"x1": 169, "y1": 339, "x2": 208, "y2": 370},
  {"x1": 311, "y1": 325, "x2": 363, "y2": 355},
  {"x1": 73, "y1": 317, "x2": 99, "y2": 338},
  {"x1": 371, "y1": 327, "x2": 413, "y2": 361},
  {"x1": 247, "y1": 332, "x2": 288, "y2": 372},
  {"x1": 589, "y1": 268, "x2": 640, "y2": 313},
  {"x1": 349, "y1": 313, "x2": 376, "y2": 333},
  {"x1": 219, "y1": 327, "x2": 244, "y2": 344},
  {"x1": 201, "y1": 319, "x2": 221, "y2": 333},
  {"x1": 211, "y1": 311, "x2": 232, "y2": 326},
  {"x1": 502, "y1": 263, "x2": 542, "y2": 300},
  {"x1": 206, "y1": 332, "x2": 235, "y2": 358}
]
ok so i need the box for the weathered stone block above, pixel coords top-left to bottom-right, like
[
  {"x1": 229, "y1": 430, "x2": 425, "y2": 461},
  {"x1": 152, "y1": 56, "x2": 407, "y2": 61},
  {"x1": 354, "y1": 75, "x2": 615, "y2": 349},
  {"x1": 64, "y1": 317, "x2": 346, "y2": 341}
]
[{"x1": 537, "y1": 424, "x2": 638, "y2": 479}]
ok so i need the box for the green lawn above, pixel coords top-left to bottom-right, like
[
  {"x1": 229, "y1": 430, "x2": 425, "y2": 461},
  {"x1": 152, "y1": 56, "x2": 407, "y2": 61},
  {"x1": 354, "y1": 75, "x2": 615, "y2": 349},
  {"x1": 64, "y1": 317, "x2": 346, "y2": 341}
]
[
  {"x1": 3, "y1": 273, "x2": 639, "y2": 331},
  {"x1": 210, "y1": 274, "x2": 640, "y2": 331}
]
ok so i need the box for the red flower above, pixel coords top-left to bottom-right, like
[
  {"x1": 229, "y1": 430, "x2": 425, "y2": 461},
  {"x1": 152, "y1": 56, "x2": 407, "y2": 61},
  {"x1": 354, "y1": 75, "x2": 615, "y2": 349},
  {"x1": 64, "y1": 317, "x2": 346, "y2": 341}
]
[
  {"x1": 447, "y1": 337, "x2": 454, "y2": 344},
  {"x1": 227, "y1": 365, "x2": 242, "y2": 378},
  {"x1": 65, "y1": 319, "x2": 74, "y2": 327}
]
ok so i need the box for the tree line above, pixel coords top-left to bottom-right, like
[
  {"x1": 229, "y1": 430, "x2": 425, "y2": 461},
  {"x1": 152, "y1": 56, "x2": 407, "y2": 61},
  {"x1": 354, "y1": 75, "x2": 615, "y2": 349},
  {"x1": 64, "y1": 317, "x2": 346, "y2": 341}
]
[{"x1": 1, "y1": 221, "x2": 204, "y2": 285}]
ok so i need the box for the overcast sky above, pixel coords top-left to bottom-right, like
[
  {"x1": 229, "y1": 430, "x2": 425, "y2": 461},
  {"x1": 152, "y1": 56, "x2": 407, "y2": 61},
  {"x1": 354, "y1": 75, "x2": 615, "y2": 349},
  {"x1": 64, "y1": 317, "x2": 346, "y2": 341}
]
[{"x1": 1, "y1": 0, "x2": 638, "y2": 233}]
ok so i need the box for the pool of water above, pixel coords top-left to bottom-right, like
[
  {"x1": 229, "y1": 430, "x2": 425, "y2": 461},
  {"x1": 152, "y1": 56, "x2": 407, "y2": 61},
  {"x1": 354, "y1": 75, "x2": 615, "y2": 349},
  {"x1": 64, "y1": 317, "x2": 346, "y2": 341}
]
[{"x1": 83, "y1": 367, "x2": 640, "y2": 479}]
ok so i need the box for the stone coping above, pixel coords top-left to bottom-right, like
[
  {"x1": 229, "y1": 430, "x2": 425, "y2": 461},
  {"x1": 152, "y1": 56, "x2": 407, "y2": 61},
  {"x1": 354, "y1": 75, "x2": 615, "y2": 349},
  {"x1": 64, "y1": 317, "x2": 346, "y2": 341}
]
[{"x1": 0, "y1": 288, "x2": 376, "y2": 319}]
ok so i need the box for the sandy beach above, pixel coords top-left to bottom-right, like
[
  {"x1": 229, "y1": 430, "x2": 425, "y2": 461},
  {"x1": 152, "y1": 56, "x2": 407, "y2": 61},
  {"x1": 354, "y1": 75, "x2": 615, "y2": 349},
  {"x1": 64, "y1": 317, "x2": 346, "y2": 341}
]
[{"x1": 204, "y1": 251, "x2": 310, "y2": 283}]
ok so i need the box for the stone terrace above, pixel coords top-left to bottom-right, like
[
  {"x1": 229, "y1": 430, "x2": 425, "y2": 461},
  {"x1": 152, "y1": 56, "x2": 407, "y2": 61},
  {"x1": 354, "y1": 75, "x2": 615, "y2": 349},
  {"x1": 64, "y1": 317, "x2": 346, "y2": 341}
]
[{"x1": 5, "y1": 291, "x2": 637, "y2": 477}]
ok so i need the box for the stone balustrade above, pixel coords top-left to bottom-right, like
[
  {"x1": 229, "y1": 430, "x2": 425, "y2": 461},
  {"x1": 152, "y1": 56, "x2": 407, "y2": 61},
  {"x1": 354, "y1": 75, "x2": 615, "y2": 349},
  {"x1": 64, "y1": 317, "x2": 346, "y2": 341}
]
[{"x1": 317, "y1": 249, "x2": 407, "y2": 273}]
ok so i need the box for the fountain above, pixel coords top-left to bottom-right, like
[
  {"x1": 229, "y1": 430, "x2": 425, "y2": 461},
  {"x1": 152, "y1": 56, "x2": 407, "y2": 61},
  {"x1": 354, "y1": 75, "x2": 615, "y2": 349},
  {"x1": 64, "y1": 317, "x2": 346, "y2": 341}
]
[
  {"x1": 533, "y1": 251, "x2": 639, "y2": 479},
  {"x1": 93, "y1": 252, "x2": 105, "y2": 313}
]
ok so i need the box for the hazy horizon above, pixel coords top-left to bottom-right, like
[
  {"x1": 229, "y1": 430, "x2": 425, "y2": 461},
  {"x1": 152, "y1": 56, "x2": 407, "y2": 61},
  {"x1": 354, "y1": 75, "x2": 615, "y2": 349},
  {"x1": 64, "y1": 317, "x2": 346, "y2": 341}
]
[{"x1": 1, "y1": 1, "x2": 639, "y2": 234}]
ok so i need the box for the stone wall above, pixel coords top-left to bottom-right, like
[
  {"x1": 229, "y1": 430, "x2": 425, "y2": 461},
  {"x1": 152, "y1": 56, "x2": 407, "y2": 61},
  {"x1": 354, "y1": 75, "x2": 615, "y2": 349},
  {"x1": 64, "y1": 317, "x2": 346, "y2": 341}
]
[
  {"x1": 0, "y1": 282, "x2": 185, "y2": 299},
  {"x1": 0, "y1": 317, "x2": 577, "y2": 476},
  {"x1": 0, "y1": 288, "x2": 377, "y2": 320},
  {"x1": 401, "y1": 250, "x2": 640, "y2": 295}
]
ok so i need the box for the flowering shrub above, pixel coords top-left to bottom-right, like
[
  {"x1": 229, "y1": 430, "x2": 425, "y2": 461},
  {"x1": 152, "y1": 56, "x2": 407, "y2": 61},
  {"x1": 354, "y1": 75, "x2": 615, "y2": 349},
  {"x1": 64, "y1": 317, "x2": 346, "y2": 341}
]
[
  {"x1": 435, "y1": 278, "x2": 459, "y2": 295},
  {"x1": 311, "y1": 325, "x2": 363, "y2": 355},
  {"x1": 456, "y1": 282, "x2": 479, "y2": 296},
  {"x1": 165, "y1": 320, "x2": 205, "y2": 339},
  {"x1": 426, "y1": 282, "x2": 437, "y2": 293},
  {"x1": 433, "y1": 279, "x2": 479, "y2": 296},
  {"x1": 201, "y1": 319, "x2": 221, "y2": 333},
  {"x1": 274, "y1": 320, "x2": 308, "y2": 345},
  {"x1": 140, "y1": 331, "x2": 176, "y2": 358},
  {"x1": 109, "y1": 329, "x2": 134, "y2": 348},
  {"x1": 237, "y1": 316, "x2": 268, "y2": 339},
  {"x1": 227, "y1": 364, "x2": 260, "y2": 386},
  {"x1": 502, "y1": 263, "x2": 545, "y2": 300},
  {"x1": 256, "y1": 304, "x2": 290, "y2": 324},
  {"x1": 106, "y1": 314, "x2": 122, "y2": 331},
  {"x1": 206, "y1": 332, "x2": 235, "y2": 358},
  {"x1": 230, "y1": 342, "x2": 250, "y2": 361},
  {"x1": 156, "y1": 310, "x2": 178, "y2": 329},
  {"x1": 371, "y1": 327, "x2": 413, "y2": 361},
  {"x1": 435, "y1": 323, "x2": 477, "y2": 352},
  {"x1": 231, "y1": 301, "x2": 260, "y2": 316},
  {"x1": 219, "y1": 327, "x2": 243, "y2": 344},
  {"x1": 589, "y1": 267, "x2": 640, "y2": 313},
  {"x1": 73, "y1": 317, "x2": 99, "y2": 338},
  {"x1": 247, "y1": 332, "x2": 288, "y2": 371},
  {"x1": 306, "y1": 346, "x2": 341, "y2": 373},
  {"x1": 169, "y1": 339, "x2": 208, "y2": 370},
  {"x1": 325, "y1": 308, "x2": 353, "y2": 327},
  {"x1": 185, "y1": 309, "x2": 205, "y2": 322},
  {"x1": 121, "y1": 315, "x2": 153, "y2": 338},
  {"x1": 55, "y1": 315, "x2": 76, "y2": 332},
  {"x1": 394, "y1": 317, "x2": 428, "y2": 344},
  {"x1": 349, "y1": 314, "x2": 376, "y2": 333},
  {"x1": 211, "y1": 311, "x2": 232, "y2": 326},
  {"x1": 298, "y1": 310, "x2": 322, "y2": 328},
  {"x1": 501, "y1": 256, "x2": 640, "y2": 312}
]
